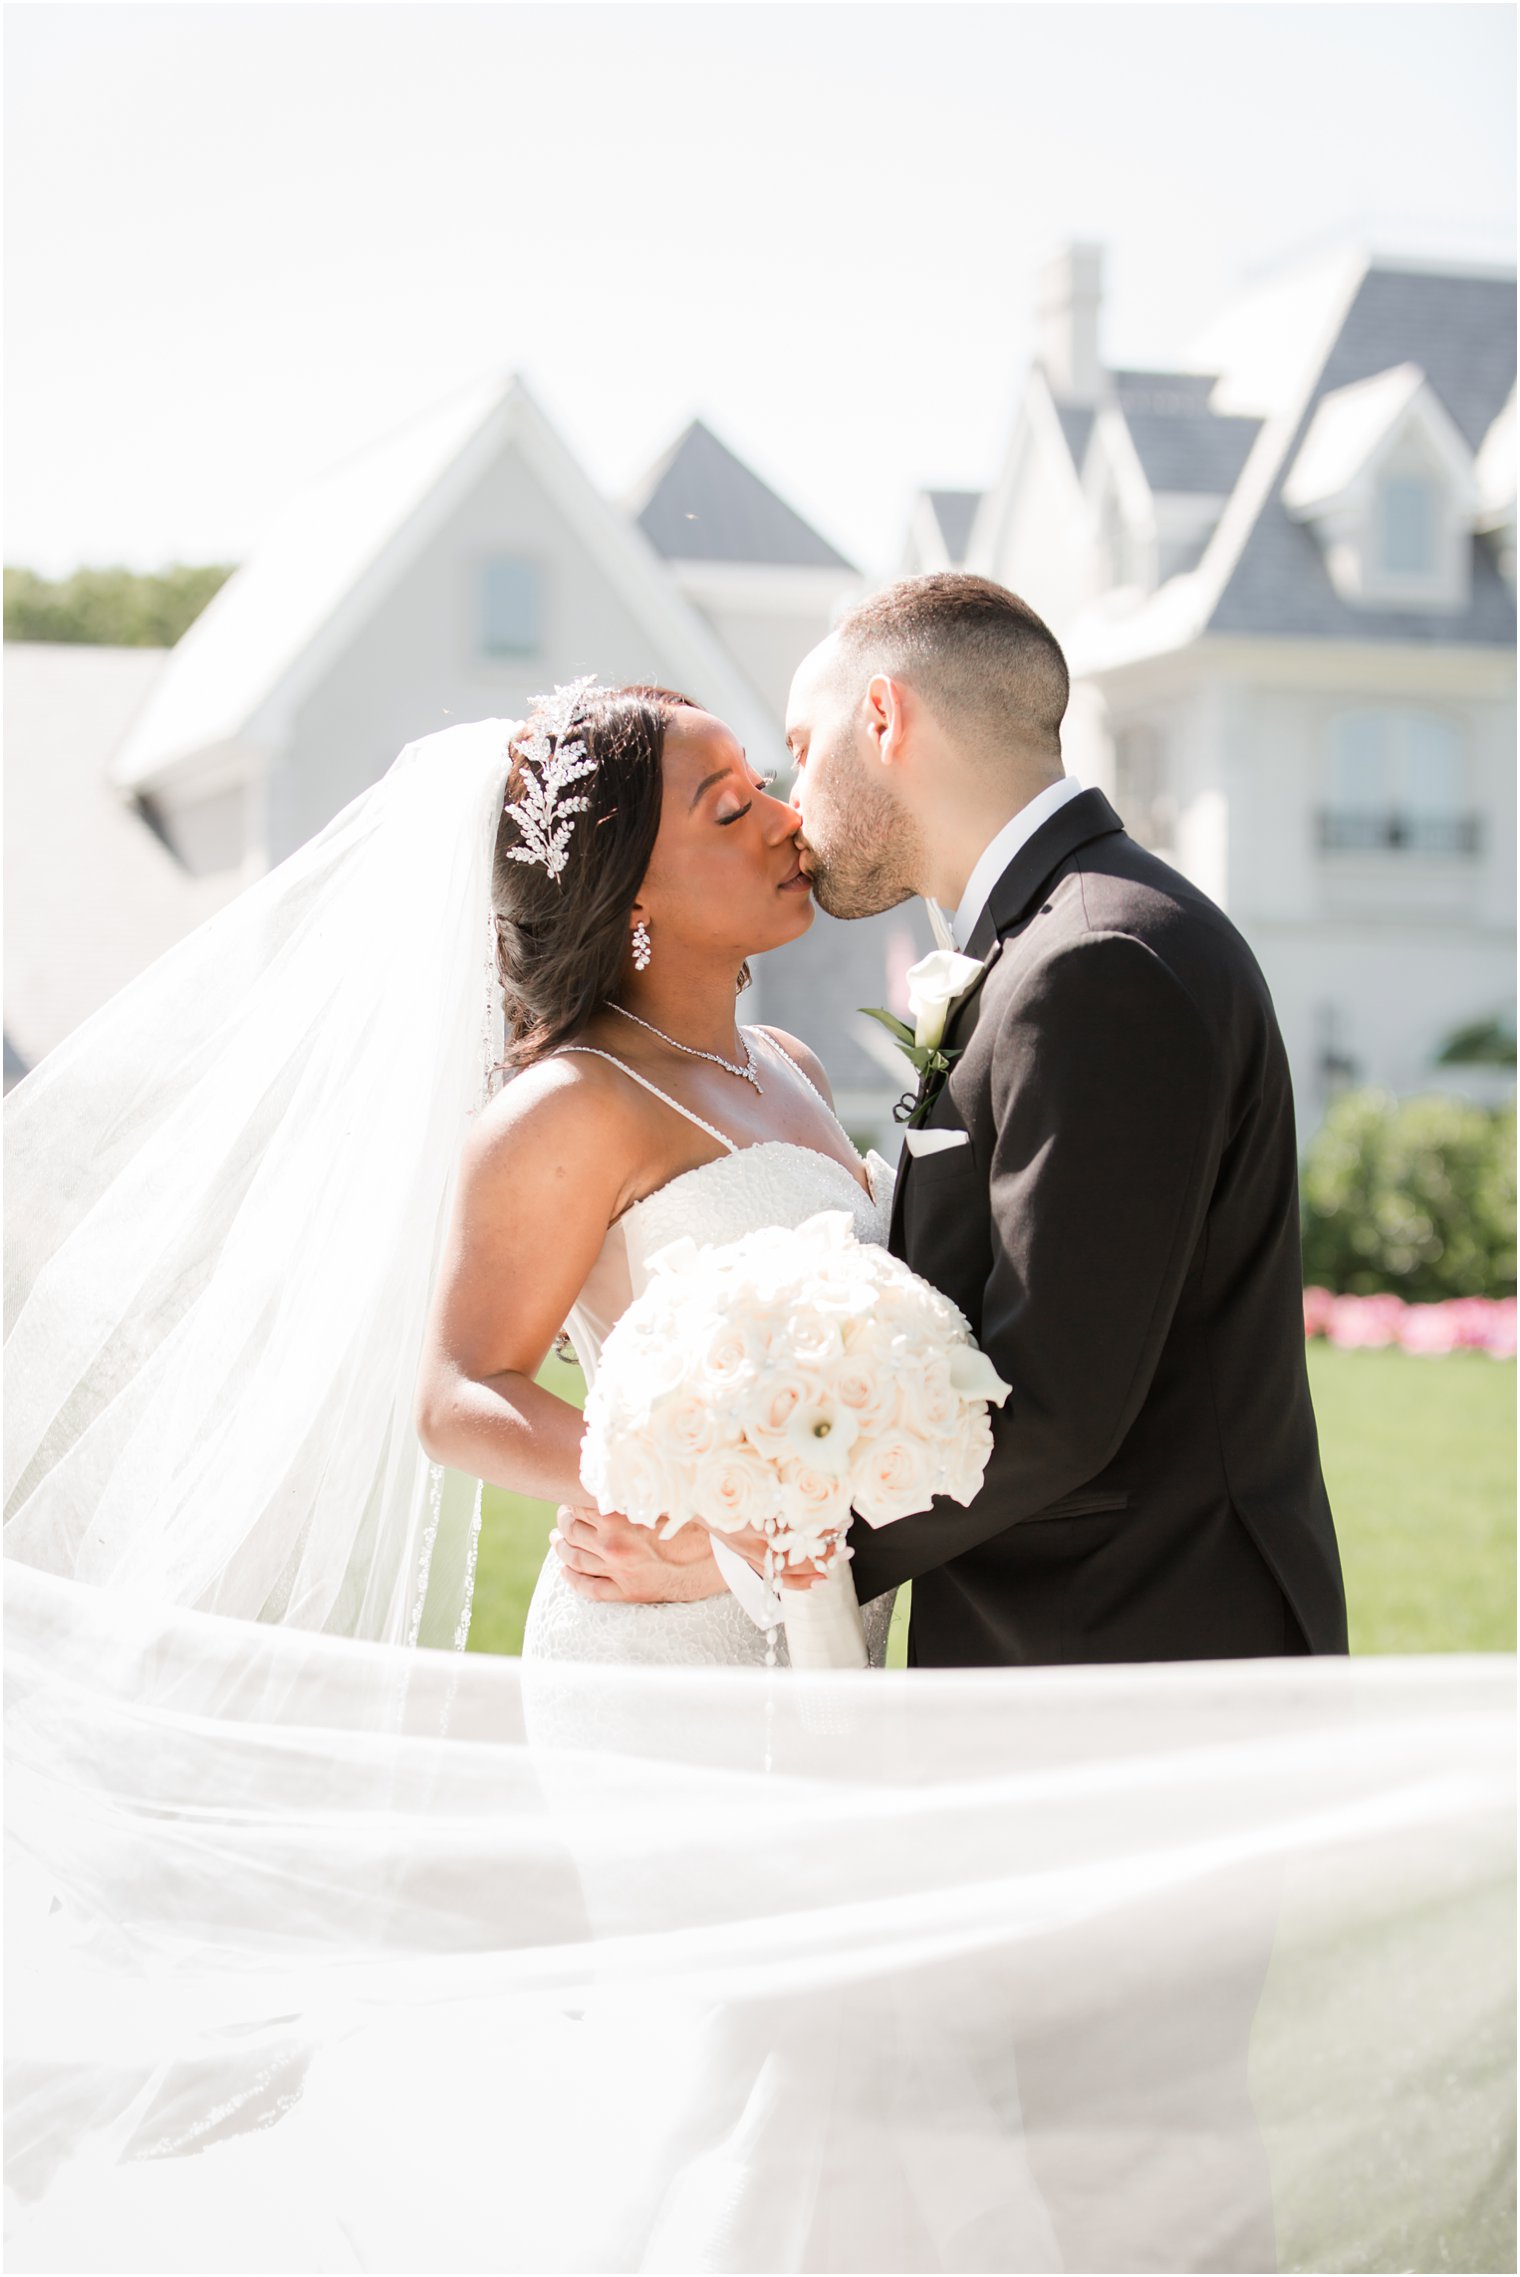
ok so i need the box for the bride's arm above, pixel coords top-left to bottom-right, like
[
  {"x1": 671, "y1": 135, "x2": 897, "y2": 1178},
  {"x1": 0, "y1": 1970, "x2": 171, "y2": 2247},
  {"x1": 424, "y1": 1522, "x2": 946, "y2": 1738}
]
[{"x1": 413, "y1": 1059, "x2": 637, "y2": 1504}]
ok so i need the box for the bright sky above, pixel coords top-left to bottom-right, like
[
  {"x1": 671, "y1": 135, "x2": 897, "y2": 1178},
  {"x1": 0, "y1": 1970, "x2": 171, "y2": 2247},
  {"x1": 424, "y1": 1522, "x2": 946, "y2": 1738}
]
[{"x1": 5, "y1": 1, "x2": 1514, "y2": 577}]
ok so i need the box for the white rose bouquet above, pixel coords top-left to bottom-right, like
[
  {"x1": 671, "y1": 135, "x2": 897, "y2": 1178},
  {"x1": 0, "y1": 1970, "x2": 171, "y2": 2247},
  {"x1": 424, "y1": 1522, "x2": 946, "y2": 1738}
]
[{"x1": 578, "y1": 1211, "x2": 1011, "y2": 1668}]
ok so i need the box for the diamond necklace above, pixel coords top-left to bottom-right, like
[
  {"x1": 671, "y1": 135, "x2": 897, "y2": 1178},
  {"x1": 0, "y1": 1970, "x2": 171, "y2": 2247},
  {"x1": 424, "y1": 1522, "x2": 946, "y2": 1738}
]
[{"x1": 606, "y1": 1001, "x2": 763, "y2": 1093}]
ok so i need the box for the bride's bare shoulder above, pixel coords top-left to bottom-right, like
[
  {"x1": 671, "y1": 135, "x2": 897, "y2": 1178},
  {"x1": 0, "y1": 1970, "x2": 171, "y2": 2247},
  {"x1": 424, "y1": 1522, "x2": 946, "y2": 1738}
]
[{"x1": 465, "y1": 1051, "x2": 645, "y2": 1180}]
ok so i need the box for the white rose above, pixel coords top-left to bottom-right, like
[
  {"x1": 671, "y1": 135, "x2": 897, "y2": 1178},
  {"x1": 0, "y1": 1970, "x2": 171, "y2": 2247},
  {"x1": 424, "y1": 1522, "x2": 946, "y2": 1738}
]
[
  {"x1": 939, "y1": 1410, "x2": 995, "y2": 1507},
  {"x1": 612, "y1": 1310, "x2": 701, "y2": 1407},
  {"x1": 586, "y1": 1428, "x2": 680, "y2": 1532},
  {"x1": 905, "y1": 949, "x2": 985, "y2": 1052},
  {"x1": 785, "y1": 1308, "x2": 845, "y2": 1368},
  {"x1": 830, "y1": 1356, "x2": 901, "y2": 1439},
  {"x1": 657, "y1": 1389, "x2": 725, "y2": 1463},
  {"x1": 744, "y1": 1368, "x2": 817, "y2": 1450},
  {"x1": 776, "y1": 1456, "x2": 852, "y2": 1555},
  {"x1": 895, "y1": 1353, "x2": 960, "y2": 1439},
  {"x1": 697, "y1": 1317, "x2": 769, "y2": 1396},
  {"x1": 691, "y1": 1444, "x2": 782, "y2": 1536},
  {"x1": 850, "y1": 1434, "x2": 941, "y2": 1528}
]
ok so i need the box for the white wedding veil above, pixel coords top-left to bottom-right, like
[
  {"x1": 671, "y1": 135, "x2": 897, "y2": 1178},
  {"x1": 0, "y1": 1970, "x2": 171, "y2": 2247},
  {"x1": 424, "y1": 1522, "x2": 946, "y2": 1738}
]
[
  {"x1": 5, "y1": 716, "x2": 515, "y2": 1647},
  {"x1": 3, "y1": 713, "x2": 1515, "y2": 2273}
]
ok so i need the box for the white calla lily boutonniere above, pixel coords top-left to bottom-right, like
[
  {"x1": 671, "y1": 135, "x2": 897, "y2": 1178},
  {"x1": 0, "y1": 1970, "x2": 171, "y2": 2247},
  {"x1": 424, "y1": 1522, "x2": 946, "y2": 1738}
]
[{"x1": 861, "y1": 948, "x2": 986, "y2": 1127}]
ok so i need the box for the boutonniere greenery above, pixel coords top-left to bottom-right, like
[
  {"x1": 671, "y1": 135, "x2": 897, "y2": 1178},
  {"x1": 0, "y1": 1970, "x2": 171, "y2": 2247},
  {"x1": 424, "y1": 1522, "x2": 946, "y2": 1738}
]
[{"x1": 861, "y1": 948, "x2": 986, "y2": 1128}]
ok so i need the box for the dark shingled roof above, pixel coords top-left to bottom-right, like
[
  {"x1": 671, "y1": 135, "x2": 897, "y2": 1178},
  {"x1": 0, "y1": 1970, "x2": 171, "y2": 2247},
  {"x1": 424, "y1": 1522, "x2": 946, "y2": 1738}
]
[
  {"x1": 1207, "y1": 265, "x2": 1516, "y2": 644},
  {"x1": 635, "y1": 419, "x2": 855, "y2": 570},
  {"x1": 927, "y1": 489, "x2": 981, "y2": 564},
  {"x1": 1110, "y1": 370, "x2": 1263, "y2": 495},
  {"x1": 1053, "y1": 402, "x2": 1095, "y2": 471}
]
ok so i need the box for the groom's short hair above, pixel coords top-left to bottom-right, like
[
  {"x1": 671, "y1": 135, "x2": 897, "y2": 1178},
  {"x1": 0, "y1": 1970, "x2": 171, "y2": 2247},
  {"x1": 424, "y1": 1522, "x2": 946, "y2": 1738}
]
[{"x1": 832, "y1": 573, "x2": 1069, "y2": 758}]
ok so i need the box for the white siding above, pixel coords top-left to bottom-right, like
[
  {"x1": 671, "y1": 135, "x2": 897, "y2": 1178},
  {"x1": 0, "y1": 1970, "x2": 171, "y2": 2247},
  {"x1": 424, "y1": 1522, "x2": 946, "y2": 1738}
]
[{"x1": 270, "y1": 442, "x2": 740, "y2": 861}]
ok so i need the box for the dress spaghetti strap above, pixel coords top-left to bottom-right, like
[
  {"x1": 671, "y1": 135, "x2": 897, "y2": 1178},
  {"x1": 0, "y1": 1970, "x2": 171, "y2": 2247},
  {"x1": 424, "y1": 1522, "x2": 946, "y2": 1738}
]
[
  {"x1": 746, "y1": 1026, "x2": 863, "y2": 1159},
  {"x1": 554, "y1": 1046, "x2": 739, "y2": 1154}
]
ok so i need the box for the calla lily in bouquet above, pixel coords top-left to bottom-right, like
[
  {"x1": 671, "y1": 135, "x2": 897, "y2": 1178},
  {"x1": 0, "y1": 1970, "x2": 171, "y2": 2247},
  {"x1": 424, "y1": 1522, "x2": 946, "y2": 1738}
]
[{"x1": 579, "y1": 1211, "x2": 1011, "y2": 1668}]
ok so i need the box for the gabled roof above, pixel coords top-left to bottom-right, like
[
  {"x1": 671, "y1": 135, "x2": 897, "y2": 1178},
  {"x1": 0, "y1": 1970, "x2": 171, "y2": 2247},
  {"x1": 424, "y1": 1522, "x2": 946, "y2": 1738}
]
[
  {"x1": 1206, "y1": 262, "x2": 1516, "y2": 643},
  {"x1": 925, "y1": 489, "x2": 981, "y2": 565},
  {"x1": 1052, "y1": 403, "x2": 1095, "y2": 472},
  {"x1": 111, "y1": 369, "x2": 518, "y2": 789},
  {"x1": 111, "y1": 378, "x2": 779, "y2": 793},
  {"x1": 1109, "y1": 369, "x2": 1263, "y2": 497},
  {"x1": 1282, "y1": 363, "x2": 1476, "y2": 516},
  {"x1": 633, "y1": 418, "x2": 855, "y2": 570}
]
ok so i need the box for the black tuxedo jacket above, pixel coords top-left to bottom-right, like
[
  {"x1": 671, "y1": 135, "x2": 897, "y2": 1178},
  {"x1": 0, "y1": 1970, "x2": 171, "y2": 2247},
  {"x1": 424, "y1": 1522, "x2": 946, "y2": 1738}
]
[{"x1": 846, "y1": 789, "x2": 1348, "y2": 1667}]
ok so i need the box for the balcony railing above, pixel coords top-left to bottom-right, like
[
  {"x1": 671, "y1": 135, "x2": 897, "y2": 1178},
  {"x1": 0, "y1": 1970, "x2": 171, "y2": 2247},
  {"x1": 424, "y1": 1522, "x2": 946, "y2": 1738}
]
[{"x1": 1316, "y1": 810, "x2": 1483, "y2": 857}]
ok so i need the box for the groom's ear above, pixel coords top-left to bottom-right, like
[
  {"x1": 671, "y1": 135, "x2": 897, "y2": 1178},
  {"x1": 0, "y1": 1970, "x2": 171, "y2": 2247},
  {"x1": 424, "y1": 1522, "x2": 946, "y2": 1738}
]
[{"x1": 865, "y1": 673, "x2": 911, "y2": 769}]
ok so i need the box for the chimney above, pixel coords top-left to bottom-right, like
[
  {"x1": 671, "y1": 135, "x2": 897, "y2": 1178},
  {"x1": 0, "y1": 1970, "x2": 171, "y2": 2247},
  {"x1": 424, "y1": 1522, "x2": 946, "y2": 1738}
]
[{"x1": 1037, "y1": 242, "x2": 1104, "y2": 405}]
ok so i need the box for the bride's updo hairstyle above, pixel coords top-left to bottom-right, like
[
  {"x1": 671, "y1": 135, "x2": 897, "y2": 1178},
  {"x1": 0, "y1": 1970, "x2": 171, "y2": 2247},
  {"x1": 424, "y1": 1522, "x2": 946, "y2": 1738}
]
[{"x1": 490, "y1": 683, "x2": 697, "y2": 1078}]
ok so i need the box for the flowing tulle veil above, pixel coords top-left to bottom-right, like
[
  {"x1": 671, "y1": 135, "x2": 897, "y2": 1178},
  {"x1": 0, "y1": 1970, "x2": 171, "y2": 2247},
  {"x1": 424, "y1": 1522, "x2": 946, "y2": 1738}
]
[
  {"x1": 3, "y1": 715, "x2": 1515, "y2": 2273},
  {"x1": 5, "y1": 716, "x2": 516, "y2": 1646}
]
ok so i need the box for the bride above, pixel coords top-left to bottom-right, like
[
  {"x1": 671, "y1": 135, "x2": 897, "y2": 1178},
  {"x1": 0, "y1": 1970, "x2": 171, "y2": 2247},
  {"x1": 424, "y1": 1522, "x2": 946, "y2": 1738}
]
[{"x1": 413, "y1": 676, "x2": 897, "y2": 1670}]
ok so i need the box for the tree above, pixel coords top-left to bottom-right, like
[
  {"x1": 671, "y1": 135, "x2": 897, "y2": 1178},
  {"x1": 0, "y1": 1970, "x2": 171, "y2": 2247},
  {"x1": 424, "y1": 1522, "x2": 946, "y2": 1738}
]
[
  {"x1": 3, "y1": 562, "x2": 236, "y2": 647},
  {"x1": 1437, "y1": 1013, "x2": 1517, "y2": 1069}
]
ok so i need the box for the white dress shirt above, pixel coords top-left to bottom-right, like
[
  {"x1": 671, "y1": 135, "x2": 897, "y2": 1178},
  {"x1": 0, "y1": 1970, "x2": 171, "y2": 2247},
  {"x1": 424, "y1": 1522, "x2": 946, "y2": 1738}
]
[{"x1": 948, "y1": 776, "x2": 1086, "y2": 949}]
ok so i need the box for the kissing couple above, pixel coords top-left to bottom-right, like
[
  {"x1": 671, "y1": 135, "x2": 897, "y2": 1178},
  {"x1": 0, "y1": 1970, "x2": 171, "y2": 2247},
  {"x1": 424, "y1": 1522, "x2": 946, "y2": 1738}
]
[{"x1": 415, "y1": 568, "x2": 1347, "y2": 1675}]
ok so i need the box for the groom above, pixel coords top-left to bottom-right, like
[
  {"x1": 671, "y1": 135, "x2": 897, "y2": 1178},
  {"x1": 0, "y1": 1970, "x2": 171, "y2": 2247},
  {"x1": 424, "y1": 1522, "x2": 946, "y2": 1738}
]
[
  {"x1": 784, "y1": 570, "x2": 1346, "y2": 1665},
  {"x1": 558, "y1": 570, "x2": 1346, "y2": 1668}
]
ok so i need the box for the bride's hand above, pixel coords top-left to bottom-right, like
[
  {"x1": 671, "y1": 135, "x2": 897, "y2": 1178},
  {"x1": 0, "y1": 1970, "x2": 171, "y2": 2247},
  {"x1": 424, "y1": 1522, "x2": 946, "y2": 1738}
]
[
  {"x1": 708, "y1": 1523, "x2": 843, "y2": 1590},
  {"x1": 553, "y1": 1504, "x2": 732, "y2": 1604}
]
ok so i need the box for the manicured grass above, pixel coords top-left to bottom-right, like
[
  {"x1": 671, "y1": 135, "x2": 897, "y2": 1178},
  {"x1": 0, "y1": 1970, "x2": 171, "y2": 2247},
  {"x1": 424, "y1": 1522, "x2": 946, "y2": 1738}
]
[
  {"x1": 1306, "y1": 1343, "x2": 1514, "y2": 1655},
  {"x1": 466, "y1": 1347, "x2": 1515, "y2": 1660}
]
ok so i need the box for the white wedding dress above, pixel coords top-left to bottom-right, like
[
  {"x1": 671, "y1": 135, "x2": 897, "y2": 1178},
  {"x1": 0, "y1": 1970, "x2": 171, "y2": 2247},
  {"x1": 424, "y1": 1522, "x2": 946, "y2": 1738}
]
[{"x1": 521, "y1": 1026, "x2": 898, "y2": 1671}]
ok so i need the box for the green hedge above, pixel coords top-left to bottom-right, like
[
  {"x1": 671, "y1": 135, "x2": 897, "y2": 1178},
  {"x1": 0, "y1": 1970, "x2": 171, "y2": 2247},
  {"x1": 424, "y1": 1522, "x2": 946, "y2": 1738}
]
[
  {"x1": 3, "y1": 562, "x2": 235, "y2": 647},
  {"x1": 1301, "y1": 1088, "x2": 1516, "y2": 1301}
]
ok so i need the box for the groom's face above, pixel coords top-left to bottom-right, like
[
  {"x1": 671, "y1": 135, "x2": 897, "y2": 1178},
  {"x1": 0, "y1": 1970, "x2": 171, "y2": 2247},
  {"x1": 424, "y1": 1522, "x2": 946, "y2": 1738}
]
[{"x1": 785, "y1": 641, "x2": 919, "y2": 921}]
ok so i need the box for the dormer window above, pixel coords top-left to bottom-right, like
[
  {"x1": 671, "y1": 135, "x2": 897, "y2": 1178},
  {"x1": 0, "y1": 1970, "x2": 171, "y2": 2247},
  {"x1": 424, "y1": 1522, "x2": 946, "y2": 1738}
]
[
  {"x1": 1376, "y1": 474, "x2": 1438, "y2": 576},
  {"x1": 1282, "y1": 364, "x2": 1478, "y2": 612}
]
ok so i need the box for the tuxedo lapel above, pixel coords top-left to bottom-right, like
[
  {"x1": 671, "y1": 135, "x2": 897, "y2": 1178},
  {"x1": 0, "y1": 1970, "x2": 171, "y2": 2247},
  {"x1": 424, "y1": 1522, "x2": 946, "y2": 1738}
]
[
  {"x1": 888, "y1": 792, "x2": 1126, "y2": 1259},
  {"x1": 982, "y1": 787, "x2": 1126, "y2": 938}
]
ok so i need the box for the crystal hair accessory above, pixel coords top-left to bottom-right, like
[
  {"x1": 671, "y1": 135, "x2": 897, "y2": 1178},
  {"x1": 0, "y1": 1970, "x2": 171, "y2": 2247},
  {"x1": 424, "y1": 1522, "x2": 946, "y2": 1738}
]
[{"x1": 501, "y1": 675, "x2": 602, "y2": 880}]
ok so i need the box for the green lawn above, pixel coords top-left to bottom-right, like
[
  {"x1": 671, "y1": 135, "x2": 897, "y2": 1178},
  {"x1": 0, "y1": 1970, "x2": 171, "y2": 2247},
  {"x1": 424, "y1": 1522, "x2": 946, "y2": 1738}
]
[
  {"x1": 466, "y1": 1345, "x2": 1515, "y2": 1659},
  {"x1": 1307, "y1": 1343, "x2": 1514, "y2": 1654}
]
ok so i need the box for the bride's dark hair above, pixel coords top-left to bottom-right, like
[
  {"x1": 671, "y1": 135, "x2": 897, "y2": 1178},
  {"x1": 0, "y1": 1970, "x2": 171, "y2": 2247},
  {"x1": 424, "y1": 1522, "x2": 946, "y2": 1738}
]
[{"x1": 489, "y1": 683, "x2": 700, "y2": 1083}]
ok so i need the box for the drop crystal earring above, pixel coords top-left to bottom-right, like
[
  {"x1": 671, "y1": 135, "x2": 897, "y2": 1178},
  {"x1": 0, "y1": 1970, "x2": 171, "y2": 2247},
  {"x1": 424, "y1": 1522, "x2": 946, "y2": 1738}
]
[{"x1": 631, "y1": 919, "x2": 652, "y2": 971}]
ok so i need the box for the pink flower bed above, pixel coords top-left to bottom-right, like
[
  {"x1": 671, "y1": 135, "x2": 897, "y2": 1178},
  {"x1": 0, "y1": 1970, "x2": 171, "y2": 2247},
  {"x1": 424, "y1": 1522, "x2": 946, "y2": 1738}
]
[{"x1": 1303, "y1": 1287, "x2": 1517, "y2": 1358}]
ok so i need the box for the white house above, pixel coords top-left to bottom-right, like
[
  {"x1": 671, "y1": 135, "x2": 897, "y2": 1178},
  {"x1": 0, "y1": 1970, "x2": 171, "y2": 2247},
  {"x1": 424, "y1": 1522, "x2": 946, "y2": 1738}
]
[
  {"x1": 4, "y1": 380, "x2": 923, "y2": 1134},
  {"x1": 901, "y1": 242, "x2": 1510, "y2": 1129},
  {"x1": 910, "y1": 239, "x2": 1517, "y2": 1123},
  {"x1": 3, "y1": 641, "x2": 243, "y2": 1084},
  {"x1": 10, "y1": 242, "x2": 1511, "y2": 1136}
]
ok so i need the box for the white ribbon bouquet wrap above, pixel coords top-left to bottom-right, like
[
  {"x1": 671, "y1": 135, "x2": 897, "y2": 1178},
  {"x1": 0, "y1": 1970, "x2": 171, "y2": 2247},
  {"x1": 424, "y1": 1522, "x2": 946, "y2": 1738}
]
[{"x1": 579, "y1": 1210, "x2": 1011, "y2": 1667}]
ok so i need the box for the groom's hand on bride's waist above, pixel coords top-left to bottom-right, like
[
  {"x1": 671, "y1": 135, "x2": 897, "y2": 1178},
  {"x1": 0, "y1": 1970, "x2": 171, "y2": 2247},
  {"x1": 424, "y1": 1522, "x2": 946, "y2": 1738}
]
[
  {"x1": 552, "y1": 1507, "x2": 834, "y2": 1601},
  {"x1": 553, "y1": 1504, "x2": 731, "y2": 1603}
]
